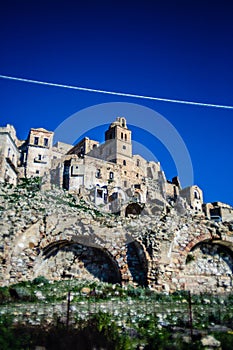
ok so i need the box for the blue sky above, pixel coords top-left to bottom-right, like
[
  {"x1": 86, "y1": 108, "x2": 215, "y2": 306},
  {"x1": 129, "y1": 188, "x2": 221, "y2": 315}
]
[{"x1": 0, "y1": 0, "x2": 233, "y2": 205}]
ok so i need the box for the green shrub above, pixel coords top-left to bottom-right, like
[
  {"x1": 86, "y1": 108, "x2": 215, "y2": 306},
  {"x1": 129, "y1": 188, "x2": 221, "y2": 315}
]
[
  {"x1": 0, "y1": 314, "x2": 28, "y2": 350},
  {"x1": 0, "y1": 286, "x2": 10, "y2": 304},
  {"x1": 32, "y1": 276, "x2": 49, "y2": 285},
  {"x1": 213, "y1": 332, "x2": 233, "y2": 350},
  {"x1": 17, "y1": 176, "x2": 42, "y2": 192},
  {"x1": 85, "y1": 312, "x2": 132, "y2": 350},
  {"x1": 9, "y1": 285, "x2": 35, "y2": 302}
]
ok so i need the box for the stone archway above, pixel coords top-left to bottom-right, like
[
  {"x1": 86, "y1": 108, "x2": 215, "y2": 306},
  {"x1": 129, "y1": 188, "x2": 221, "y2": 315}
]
[
  {"x1": 34, "y1": 240, "x2": 122, "y2": 284},
  {"x1": 125, "y1": 203, "x2": 143, "y2": 217},
  {"x1": 126, "y1": 240, "x2": 148, "y2": 287},
  {"x1": 184, "y1": 241, "x2": 233, "y2": 293}
]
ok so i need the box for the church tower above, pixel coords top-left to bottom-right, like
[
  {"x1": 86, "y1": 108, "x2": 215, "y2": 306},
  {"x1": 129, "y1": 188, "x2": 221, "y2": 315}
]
[{"x1": 104, "y1": 117, "x2": 132, "y2": 164}]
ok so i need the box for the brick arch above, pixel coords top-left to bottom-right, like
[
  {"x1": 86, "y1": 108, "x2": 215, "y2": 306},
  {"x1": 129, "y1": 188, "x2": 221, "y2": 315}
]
[
  {"x1": 126, "y1": 239, "x2": 149, "y2": 287},
  {"x1": 188, "y1": 240, "x2": 233, "y2": 258},
  {"x1": 6, "y1": 219, "x2": 129, "y2": 285},
  {"x1": 181, "y1": 231, "x2": 233, "y2": 264},
  {"x1": 184, "y1": 232, "x2": 214, "y2": 255},
  {"x1": 185, "y1": 239, "x2": 233, "y2": 270},
  {"x1": 182, "y1": 239, "x2": 233, "y2": 293},
  {"x1": 35, "y1": 239, "x2": 122, "y2": 284},
  {"x1": 169, "y1": 231, "x2": 212, "y2": 270}
]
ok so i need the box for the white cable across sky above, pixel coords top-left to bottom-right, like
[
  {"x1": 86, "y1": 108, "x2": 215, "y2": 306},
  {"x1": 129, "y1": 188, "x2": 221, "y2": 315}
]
[{"x1": 0, "y1": 73, "x2": 233, "y2": 110}]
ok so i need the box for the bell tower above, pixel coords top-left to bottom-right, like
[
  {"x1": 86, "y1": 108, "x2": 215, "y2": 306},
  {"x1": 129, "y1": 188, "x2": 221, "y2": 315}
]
[{"x1": 104, "y1": 117, "x2": 132, "y2": 164}]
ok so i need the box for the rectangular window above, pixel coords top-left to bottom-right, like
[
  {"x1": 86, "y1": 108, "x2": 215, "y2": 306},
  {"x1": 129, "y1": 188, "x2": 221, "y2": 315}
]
[
  {"x1": 124, "y1": 180, "x2": 127, "y2": 187},
  {"x1": 44, "y1": 138, "x2": 49, "y2": 146},
  {"x1": 38, "y1": 154, "x2": 42, "y2": 161},
  {"x1": 96, "y1": 169, "x2": 101, "y2": 178},
  {"x1": 134, "y1": 184, "x2": 141, "y2": 189},
  {"x1": 123, "y1": 145, "x2": 126, "y2": 150},
  {"x1": 23, "y1": 152, "x2": 27, "y2": 162},
  {"x1": 97, "y1": 189, "x2": 103, "y2": 198},
  {"x1": 36, "y1": 170, "x2": 40, "y2": 174},
  {"x1": 109, "y1": 171, "x2": 114, "y2": 179},
  {"x1": 34, "y1": 137, "x2": 39, "y2": 145}
]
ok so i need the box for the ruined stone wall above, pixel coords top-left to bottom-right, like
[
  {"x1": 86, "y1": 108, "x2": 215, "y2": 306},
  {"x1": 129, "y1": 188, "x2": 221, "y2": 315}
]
[
  {"x1": 204, "y1": 202, "x2": 233, "y2": 222},
  {"x1": 0, "y1": 124, "x2": 17, "y2": 143},
  {"x1": 165, "y1": 182, "x2": 177, "y2": 199},
  {"x1": 48, "y1": 154, "x2": 156, "y2": 204},
  {"x1": 52, "y1": 141, "x2": 73, "y2": 158},
  {"x1": 180, "y1": 185, "x2": 203, "y2": 212},
  {"x1": 221, "y1": 207, "x2": 233, "y2": 222},
  {"x1": 1, "y1": 182, "x2": 232, "y2": 294},
  {"x1": 68, "y1": 137, "x2": 100, "y2": 156},
  {"x1": 0, "y1": 132, "x2": 19, "y2": 185}
]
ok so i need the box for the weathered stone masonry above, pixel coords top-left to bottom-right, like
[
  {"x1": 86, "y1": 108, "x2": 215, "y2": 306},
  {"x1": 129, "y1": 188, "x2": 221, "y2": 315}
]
[
  {"x1": 0, "y1": 117, "x2": 233, "y2": 294},
  {"x1": 0, "y1": 184, "x2": 232, "y2": 294}
]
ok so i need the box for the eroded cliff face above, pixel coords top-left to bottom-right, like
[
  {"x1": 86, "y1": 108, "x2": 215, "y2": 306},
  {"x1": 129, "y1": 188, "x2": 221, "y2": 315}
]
[{"x1": 0, "y1": 180, "x2": 233, "y2": 293}]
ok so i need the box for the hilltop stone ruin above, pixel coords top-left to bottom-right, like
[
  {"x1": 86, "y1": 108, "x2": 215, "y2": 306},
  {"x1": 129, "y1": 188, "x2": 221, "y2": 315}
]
[{"x1": 0, "y1": 118, "x2": 233, "y2": 293}]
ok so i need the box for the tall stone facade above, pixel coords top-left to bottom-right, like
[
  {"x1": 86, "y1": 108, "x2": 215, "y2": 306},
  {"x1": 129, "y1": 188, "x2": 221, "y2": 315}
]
[
  {"x1": 19, "y1": 127, "x2": 54, "y2": 178},
  {"x1": 0, "y1": 124, "x2": 19, "y2": 185}
]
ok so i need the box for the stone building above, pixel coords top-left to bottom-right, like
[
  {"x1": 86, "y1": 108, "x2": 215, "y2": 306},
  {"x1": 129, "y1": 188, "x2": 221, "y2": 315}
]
[
  {"x1": 49, "y1": 117, "x2": 167, "y2": 212},
  {"x1": 52, "y1": 141, "x2": 73, "y2": 158},
  {"x1": 0, "y1": 117, "x2": 215, "y2": 215},
  {"x1": 0, "y1": 124, "x2": 19, "y2": 185},
  {"x1": 180, "y1": 185, "x2": 203, "y2": 212},
  {"x1": 203, "y1": 201, "x2": 233, "y2": 222},
  {"x1": 1, "y1": 119, "x2": 233, "y2": 294},
  {"x1": 19, "y1": 127, "x2": 54, "y2": 178}
]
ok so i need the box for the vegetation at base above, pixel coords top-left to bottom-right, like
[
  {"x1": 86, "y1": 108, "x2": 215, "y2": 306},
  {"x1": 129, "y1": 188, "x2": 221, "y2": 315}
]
[
  {"x1": 0, "y1": 279, "x2": 232, "y2": 349},
  {"x1": 1, "y1": 312, "x2": 232, "y2": 350},
  {"x1": 0, "y1": 312, "x2": 131, "y2": 350},
  {"x1": 213, "y1": 332, "x2": 233, "y2": 350},
  {"x1": 0, "y1": 278, "x2": 233, "y2": 306},
  {"x1": 0, "y1": 314, "x2": 31, "y2": 350},
  {"x1": 0, "y1": 312, "x2": 216, "y2": 350},
  {"x1": 0, "y1": 177, "x2": 42, "y2": 206}
]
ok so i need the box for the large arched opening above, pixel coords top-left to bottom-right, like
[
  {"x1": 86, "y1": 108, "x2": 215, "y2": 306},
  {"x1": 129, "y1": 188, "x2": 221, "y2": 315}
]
[
  {"x1": 126, "y1": 240, "x2": 148, "y2": 287},
  {"x1": 184, "y1": 240, "x2": 233, "y2": 293},
  {"x1": 35, "y1": 240, "x2": 122, "y2": 284},
  {"x1": 125, "y1": 203, "x2": 143, "y2": 217}
]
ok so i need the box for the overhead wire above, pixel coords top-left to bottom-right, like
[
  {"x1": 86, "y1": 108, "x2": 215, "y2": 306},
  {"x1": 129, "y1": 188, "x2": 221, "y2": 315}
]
[{"x1": 0, "y1": 74, "x2": 233, "y2": 110}]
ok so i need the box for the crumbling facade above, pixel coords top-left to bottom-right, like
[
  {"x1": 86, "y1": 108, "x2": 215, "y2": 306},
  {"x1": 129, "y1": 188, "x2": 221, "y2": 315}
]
[
  {"x1": 0, "y1": 117, "x2": 232, "y2": 220},
  {"x1": 0, "y1": 182, "x2": 233, "y2": 293},
  {"x1": 0, "y1": 117, "x2": 233, "y2": 293},
  {"x1": 19, "y1": 127, "x2": 54, "y2": 178},
  {"x1": 0, "y1": 124, "x2": 19, "y2": 185}
]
